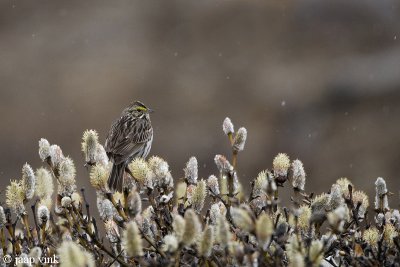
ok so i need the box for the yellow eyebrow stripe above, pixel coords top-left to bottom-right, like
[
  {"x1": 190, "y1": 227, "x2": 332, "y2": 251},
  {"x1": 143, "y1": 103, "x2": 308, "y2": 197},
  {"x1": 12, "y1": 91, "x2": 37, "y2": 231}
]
[{"x1": 136, "y1": 106, "x2": 147, "y2": 111}]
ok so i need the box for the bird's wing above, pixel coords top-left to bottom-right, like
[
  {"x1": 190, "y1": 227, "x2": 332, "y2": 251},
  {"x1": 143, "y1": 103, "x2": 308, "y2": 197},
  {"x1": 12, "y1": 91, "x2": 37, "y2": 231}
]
[{"x1": 105, "y1": 115, "x2": 152, "y2": 164}]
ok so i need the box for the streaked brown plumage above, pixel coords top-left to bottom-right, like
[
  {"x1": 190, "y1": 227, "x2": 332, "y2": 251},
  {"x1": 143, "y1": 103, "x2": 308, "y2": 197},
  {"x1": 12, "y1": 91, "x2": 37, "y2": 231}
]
[{"x1": 105, "y1": 101, "x2": 153, "y2": 192}]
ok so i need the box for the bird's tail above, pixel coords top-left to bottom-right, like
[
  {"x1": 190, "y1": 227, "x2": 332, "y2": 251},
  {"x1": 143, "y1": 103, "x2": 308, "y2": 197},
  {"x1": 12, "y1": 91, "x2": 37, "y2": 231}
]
[{"x1": 108, "y1": 163, "x2": 125, "y2": 192}]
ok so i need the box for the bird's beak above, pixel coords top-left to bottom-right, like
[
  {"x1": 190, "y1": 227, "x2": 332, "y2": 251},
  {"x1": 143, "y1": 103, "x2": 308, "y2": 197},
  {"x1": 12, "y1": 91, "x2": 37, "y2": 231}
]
[{"x1": 147, "y1": 108, "x2": 154, "y2": 113}]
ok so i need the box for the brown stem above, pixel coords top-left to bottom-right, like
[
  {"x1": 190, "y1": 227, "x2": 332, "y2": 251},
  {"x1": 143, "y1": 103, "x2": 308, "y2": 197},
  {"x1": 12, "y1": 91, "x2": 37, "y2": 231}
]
[
  {"x1": 40, "y1": 222, "x2": 47, "y2": 245},
  {"x1": 22, "y1": 213, "x2": 32, "y2": 245},
  {"x1": 139, "y1": 228, "x2": 167, "y2": 258},
  {"x1": 106, "y1": 193, "x2": 128, "y2": 221},
  {"x1": 232, "y1": 151, "x2": 238, "y2": 170},
  {"x1": 227, "y1": 133, "x2": 234, "y2": 146},
  {"x1": 0, "y1": 228, "x2": 6, "y2": 255},
  {"x1": 31, "y1": 203, "x2": 41, "y2": 244},
  {"x1": 174, "y1": 249, "x2": 181, "y2": 267},
  {"x1": 7, "y1": 223, "x2": 21, "y2": 256},
  {"x1": 93, "y1": 239, "x2": 129, "y2": 267}
]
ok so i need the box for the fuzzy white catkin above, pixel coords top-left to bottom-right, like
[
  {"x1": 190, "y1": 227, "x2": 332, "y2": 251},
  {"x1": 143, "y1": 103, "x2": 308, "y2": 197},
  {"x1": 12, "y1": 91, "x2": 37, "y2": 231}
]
[
  {"x1": 6, "y1": 180, "x2": 25, "y2": 216},
  {"x1": 184, "y1": 157, "x2": 198, "y2": 184},
  {"x1": 49, "y1": 144, "x2": 64, "y2": 166},
  {"x1": 216, "y1": 215, "x2": 230, "y2": 248},
  {"x1": 128, "y1": 158, "x2": 153, "y2": 188},
  {"x1": 309, "y1": 240, "x2": 324, "y2": 266},
  {"x1": 207, "y1": 175, "x2": 220, "y2": 195},
  {"x1": 104, "y1": 219, "x2": 120, "y2": 244},
  {"x1": 148, "y1": 156, "x2": 171, "y2": 187},
  {"x1": 198, "y1": 225, "x2": 214, "y2": 257},
  {"x1": 81, "y1": 129, "x2": 99, "y2": 164},
  {"x1": 273, "y1": 153, "x2": 290, "y2": 177},
  {"x1": 59, "y1": 157, "x2": 76, "y2": 180},
  {"x1": 291, "y1": 159, "x2": 306, "y2": 191},
  {"x1": 71, "y1": 192, "x2": 82, "y2": 210},
  {"x1": 230, "y1": 207, "x2": 254, "y2": 233},
  {"x1": 233, "y1": 127, "x2": 247, "y2": 152},
  {"x1": 95, "y1": 144, "x2": 109, "y2": 166},
  {"x1": 61, "y1": 197, "x2": 72, "y2": 208},
  {"x1": 223, "y1": 117, "x2": 234, "y2": 135},
  {"x1": 327, "y1": 206, "x2": 349, "y2": 232},
  {"x1": 97, "y1": 196, "x2": 117, "y2": 220},
  {"x1": 22, "y1": 163, "x2": 36, "y2": 200},
  {"x1": 192, "y1": 180, "x2": 207, "y2": 213},
  {"x1": 329, "y1": 184, "x2": 344, "y2": 210},
  {"x1": 123, "y1": 221, "x2": 143, "y2": 257},
  {"x1": 256, "y1": 213, "x2": 273, "y2": 247},
  {"x1": 38, "y1": 138, "x2": 51, "y2": 161},
  {"x1": 37, "y1": 205, "x2": 50, "y2": 226},
  {"x1": 391, "y1": 209, "x2": 400, "y2": 229},
  {"x1": 253, "y1": 171, "x2": 267, "y2": 197},
  {"x1": 127, "y1": 191, "x2": 142, "y2": 217},
  {"x1": 162, "y1": 234, "x2": 179, "y2": 253},
  {"x1": 89, "y1": 164, "x2": 109, "y2": 191},
  {"x1": 214, "y1": 154, "x2": 233, "y2": 175},
  {"x1": 375, "y1": 213, "x2": 385, "y2": 227},
  {"x1": 375, "y1": 177, "x2": 389, "y2": 210},
  {"x1": 35, "y1": 167, "x2": 54, "y2": 200},
  {"x1": 172, "y1": 214, "x2": 186, "y2": 242},
  {"x1": 0, "y1": 206, "x2": 6, "y2": 228},
  {"x1": 209, "y1": 203, "x2": 221, "y2": 225},
  {"x1": 375, "y1": 177, "x2": 388, "y2": 196},
  {"x1": 182, "y1": 209, "x2": 201, "y2": 246},
  {"x1": 58, "y1": 241, "x2": 95, "y2": 267}
]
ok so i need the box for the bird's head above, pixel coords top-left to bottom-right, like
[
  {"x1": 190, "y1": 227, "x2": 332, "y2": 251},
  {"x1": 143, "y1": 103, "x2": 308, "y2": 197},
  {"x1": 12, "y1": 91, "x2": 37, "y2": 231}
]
[{"x1": 127, "y1": 101, "x2": 153, "y2": 119}]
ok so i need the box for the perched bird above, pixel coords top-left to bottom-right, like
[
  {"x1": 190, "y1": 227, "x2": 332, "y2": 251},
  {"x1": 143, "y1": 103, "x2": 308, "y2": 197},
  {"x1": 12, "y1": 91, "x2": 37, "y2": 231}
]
[{"x1": 105, "y1": 101, "x2": 153, "y2": 192}]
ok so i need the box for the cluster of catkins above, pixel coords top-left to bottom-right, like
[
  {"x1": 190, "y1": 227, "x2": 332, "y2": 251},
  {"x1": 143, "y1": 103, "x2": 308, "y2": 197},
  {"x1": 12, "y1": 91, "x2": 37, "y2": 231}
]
[{"x1": 0, "y1": 118, "x2": 399, "y2": 267}]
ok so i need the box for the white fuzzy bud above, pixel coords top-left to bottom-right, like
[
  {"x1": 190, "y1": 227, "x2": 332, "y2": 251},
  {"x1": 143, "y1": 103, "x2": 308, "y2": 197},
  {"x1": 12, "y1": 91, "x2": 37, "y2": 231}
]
[
  {"x1": 0, "y1": 206, "x2": 6, "y2": 228},
  {"x1": 81, "y1": 129, "x2": 99, "y2": 164},
  {"x1": 61, "y1": 197, "x2": 72, "y2": 208},
  {"x1": 38, "y1": 138, "x2": 51, "y2": 161},
  {"x1": 253, "y1": 171, "x2": 267, "y2": 197},
  {"x1": 172, "y1": 214, "x2": 186, "y2": 242},
  {"x1": 375, "y1": 177, "x2": 389, "y2": 211},
  {"x1": 35, "y1": 168, "x2": 54, "y2": 200},
  {"x1": 127, "y1": 191, "x2": 142, "y2": 218},
  {"x1": 49, "y1": 144, "x2": 64, "y2": 166},
  {"x1": 97, "y1": 195, "x2": 117, "y2": 220},
  {"x1": 192, "y1": 180, "x2": 207, "y2": 213},
  {"x1": 162, "y1": 234, "x2": 179, "y2": 253},
  {"x1": 327, "y1": 206, "x2": 349, "y2": 232},
  {"x1": 182, "y1": 209, "x2": 201, "y2": 246},
  {"x1": 214, "y1": 154, "x2": 233, "y2": 175},
  {"x1": 37, "y1": 205, "x2": 50, "y2": 227},
  {"x1": 22, "y1": 163, "x2": 36, "y2": 200},
  {"x1": 184, "y1": 157, "x2": 198, "y2": 184},
  {"x1": 291, "y1": 159, "x2": 306, "y2": 191},
  {"x1": 58, "y1": 241, "x2": 95, "y2": 267},
  {"x1": 198, "y1": 225, "x2": 214, "y2": 257},
  {"x1": 122, "y1": 221, "x2": 143, "y2": 257},
  {"x1": 230, "y1": 207, "x2": 254, "y2": 233},
  {"x1": 329, "y1": 184, "x2": 344, "y2": 210},
  {"x1": 273, "y1": 153, "x2": 290, "y2": 179},
  {"x1": 233, "y1": 127, "x2": 247, "y2": 152},
  {"x1": 222, "y1": 117, "x2": 234, "y2": 135}
]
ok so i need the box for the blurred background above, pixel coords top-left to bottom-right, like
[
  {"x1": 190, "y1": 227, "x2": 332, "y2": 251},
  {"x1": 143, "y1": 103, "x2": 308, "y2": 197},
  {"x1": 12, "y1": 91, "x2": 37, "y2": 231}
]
[{"x1": 1, "y1": 0, "x2": 400, "y2": 210}]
